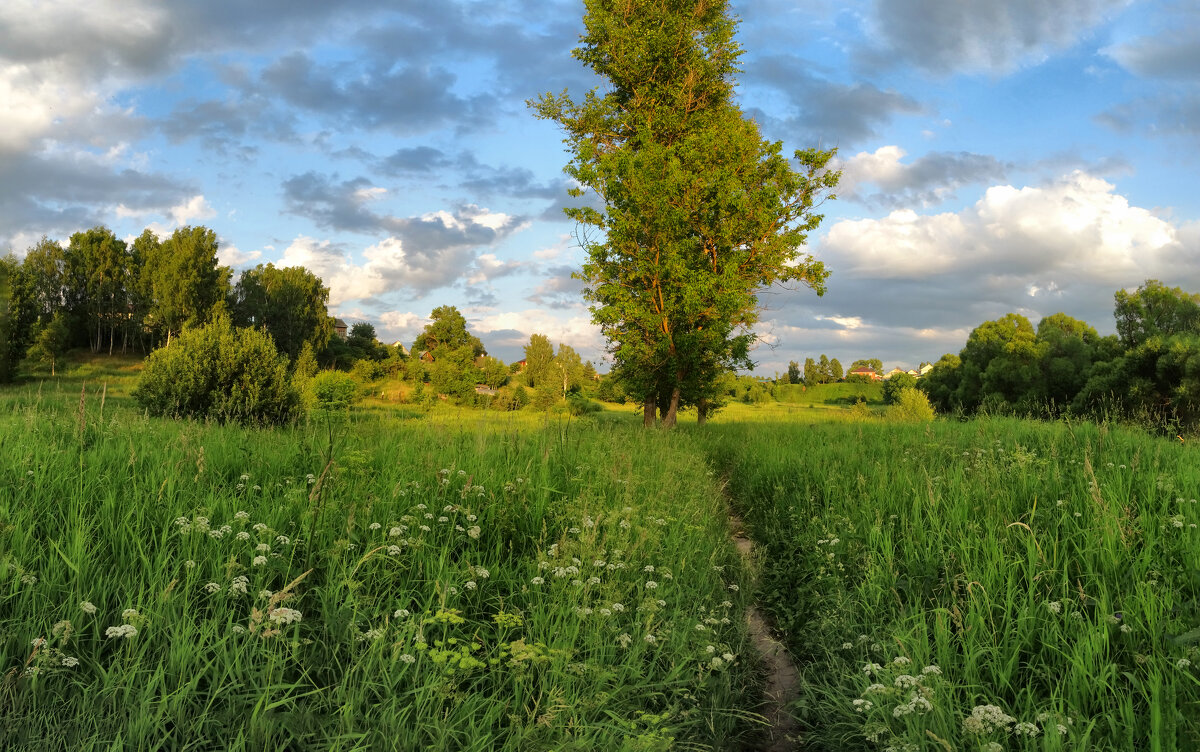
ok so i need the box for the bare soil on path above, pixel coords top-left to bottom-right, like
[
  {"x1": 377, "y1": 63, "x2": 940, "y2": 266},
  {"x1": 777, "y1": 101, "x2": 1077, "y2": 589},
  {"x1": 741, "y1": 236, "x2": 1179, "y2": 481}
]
[{"x1": 730, "y1": 516, "x2": 801, "y2": 752}]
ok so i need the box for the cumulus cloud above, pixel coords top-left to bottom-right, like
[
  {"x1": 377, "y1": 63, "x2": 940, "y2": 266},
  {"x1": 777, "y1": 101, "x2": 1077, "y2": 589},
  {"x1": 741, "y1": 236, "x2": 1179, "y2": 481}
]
[
  {"x1": 278, "y1": 203, "x2": 525, "y2": 305},
  {"x1": 838, "y1": 146, "x2": 1010, "y2": 209},
  {"x1": 791, "y1": 170, "x2": 1198, "y2": 360},
  {"x1": 859, "y1": 0, "x2": 1131, "y2": 75}
]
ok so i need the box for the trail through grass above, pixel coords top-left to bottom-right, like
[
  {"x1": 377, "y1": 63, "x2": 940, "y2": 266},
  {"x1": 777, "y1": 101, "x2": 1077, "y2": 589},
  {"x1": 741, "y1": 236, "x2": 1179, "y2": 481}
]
[{"x1": 706, "y1": 417, "x2": 1200, "y2": 751}]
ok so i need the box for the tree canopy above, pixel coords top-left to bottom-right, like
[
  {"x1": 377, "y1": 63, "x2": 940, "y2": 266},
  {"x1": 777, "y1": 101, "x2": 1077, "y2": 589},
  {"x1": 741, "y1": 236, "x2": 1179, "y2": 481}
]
[
  {"x1": 230, "y1": 263, "x2": 332, "y2": 360},
  {"x1": 412, "y1": 305, "x2": 484, "y2": 359},
  {"x1": 533, "y1": 0, "x2": 838, "y2": 427}
]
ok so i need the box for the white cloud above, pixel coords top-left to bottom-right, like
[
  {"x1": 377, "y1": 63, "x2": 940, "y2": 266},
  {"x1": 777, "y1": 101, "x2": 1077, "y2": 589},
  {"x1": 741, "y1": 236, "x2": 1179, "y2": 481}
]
[
  {"x1": 169, "y1": 195, "x2": 216, "y2": 226},
  {"x1": 824, "y1": 171, "x2": 1180, "y2": 284},
  {"x1": 217, "y1": 242, "x2": 261, "y2": 268}
]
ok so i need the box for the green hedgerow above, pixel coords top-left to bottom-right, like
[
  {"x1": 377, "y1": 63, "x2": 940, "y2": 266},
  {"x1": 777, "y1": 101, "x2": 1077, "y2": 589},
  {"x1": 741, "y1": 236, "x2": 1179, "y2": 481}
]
[{"x1": 133, "y1": 314, "x2": 300, "y2": 426}]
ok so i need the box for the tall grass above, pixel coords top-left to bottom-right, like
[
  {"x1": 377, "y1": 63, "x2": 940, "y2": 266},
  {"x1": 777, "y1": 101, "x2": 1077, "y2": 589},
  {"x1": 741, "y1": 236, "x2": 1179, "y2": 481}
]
[
  {"x1": 1, "y1": 387, "x2": 759, "y2": 750},
  {"x1": 706, "y1": 417, "x2": 1200, "y2": 750}
]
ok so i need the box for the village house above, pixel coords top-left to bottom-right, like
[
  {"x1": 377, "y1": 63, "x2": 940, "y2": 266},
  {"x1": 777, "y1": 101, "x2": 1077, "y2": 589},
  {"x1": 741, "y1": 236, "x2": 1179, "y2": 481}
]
[{"x1": 848, "y1": 365, "x2": 881, "y2": 381}]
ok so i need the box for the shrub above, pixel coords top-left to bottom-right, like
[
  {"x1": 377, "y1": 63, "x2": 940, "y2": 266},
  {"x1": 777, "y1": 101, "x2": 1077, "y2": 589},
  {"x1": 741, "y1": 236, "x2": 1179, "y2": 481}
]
[
  {"x1": 566, "y1": 393, "x2": 603, "y2": 416},
  {"x1": 308, "y1": 370, "x2": 360, "y2": 412},
  {"x1": 134, "y1": 315, "x2": 300, "y2": 426},
  {"x1": 888, "y1": 387, "x2": 935, "y2": 422},
  {"x1": 881, "y1": 372, "x2": 917, "y2": 404},
  {"x1": 349, "y1": 357, "x2": 384, "y2": 383}
]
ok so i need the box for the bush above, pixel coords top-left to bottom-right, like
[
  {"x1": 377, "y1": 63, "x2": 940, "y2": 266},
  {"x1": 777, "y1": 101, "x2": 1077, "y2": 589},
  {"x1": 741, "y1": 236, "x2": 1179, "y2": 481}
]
[
  {"x1": 881, "y1": 373, "x2": 917, "y2": 404},
  {"x1": 308, "y1": 370, "x2": 360, "y2": 411},
  {"x1": 887, "y1": 387, "x2": 935, "y2": 422},
  {"x1": 134, "y1": 315, "x2": 300, "y2": 426},
  {"x1": 349, "y1": 357, "x2": 384, "y2": 383},
  {"x1": 566, "y1": 393, "x2": 603, "y2": 416}
]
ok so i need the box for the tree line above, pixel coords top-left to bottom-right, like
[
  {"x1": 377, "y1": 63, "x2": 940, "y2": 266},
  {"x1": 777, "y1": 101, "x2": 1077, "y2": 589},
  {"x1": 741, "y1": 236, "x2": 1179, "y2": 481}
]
[
  {"x1": 0, "y1": 225, "x2": 333, "y2": 381},
  {"x1": 922, "y1": 279, "x2": 1200, "y2": 431}
]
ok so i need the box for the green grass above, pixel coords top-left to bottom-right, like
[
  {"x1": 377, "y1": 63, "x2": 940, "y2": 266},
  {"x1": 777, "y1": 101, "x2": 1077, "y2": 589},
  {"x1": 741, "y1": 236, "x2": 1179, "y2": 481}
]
[
  {"x1": 0, "y1": 386, "x2": 761, "y2": 751},
  {"x1": 6, "y1": 358, "x2": 1199, "y2": 750},
  {"x1": 705, "y1": 417, "x2": 1200, "y2": 751},
  {"x1": 774, "y1": 382, "x2": 883, "y2": 406}
]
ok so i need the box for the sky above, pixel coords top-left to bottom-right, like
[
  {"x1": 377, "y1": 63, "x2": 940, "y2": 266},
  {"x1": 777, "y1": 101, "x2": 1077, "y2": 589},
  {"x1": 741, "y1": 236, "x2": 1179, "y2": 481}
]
[{"x1": 2, "y1": 0, "x2": 1198, "y2": 374}]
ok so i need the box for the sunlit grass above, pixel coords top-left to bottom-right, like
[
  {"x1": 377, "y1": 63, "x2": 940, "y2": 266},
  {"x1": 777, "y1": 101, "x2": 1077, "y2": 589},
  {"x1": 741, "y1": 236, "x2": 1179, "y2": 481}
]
[
  {"x1": 705, "y1": 417, "x2": 1200, "y2": 751},
  {"x1": 1, "y1": 389, "x2": 760, "y2": 750}
]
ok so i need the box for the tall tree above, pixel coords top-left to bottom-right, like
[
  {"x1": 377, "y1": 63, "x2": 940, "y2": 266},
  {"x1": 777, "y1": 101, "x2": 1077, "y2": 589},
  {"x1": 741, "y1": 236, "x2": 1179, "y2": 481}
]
[
  {"x1": 829, "y1": 357, "x2": 844, "y2": 382},
  {"x1": 817, "y1": 354, "x2": 832, "y2": 384},
  {"x1": 533, "y1": 0, "x2": 838, "y2": 428},
  {"x1": 803, "y1": 357, "x2": 819, "y2": 385},
  {"x1": 412, "y1": 305, "x2": 484, "y2": 358},
  {"x1": 230, "y1": 263, "x2": 332, "y2": 360},
  {"x1": 145, "y1": 226, "x2": 231, "y2": 346},
  {"x1": 523, "y1": 333, "x2": 555, "y2": 388},
  {"x1": 70, "y1": 226, "x2": 129, "y2": 354},
  {"x1": 554, "y1": 342, "x2": 584, "y2": 396},
  {"x1": 786, "y1": 360, "x2": 801, "y2": 385}
]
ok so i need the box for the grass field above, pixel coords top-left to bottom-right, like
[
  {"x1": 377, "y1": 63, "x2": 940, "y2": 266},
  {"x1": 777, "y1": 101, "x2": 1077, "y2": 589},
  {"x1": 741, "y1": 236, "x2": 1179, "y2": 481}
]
[
  {"x1": 3, "y1": 361, "x2": 1198, "y2": 750},
  {"x1": 0, "y1": 382, "x2": 759, "y2": 750},
  {"x1": 707, "y1": 418, "x2": 1200, "y2": 750}
]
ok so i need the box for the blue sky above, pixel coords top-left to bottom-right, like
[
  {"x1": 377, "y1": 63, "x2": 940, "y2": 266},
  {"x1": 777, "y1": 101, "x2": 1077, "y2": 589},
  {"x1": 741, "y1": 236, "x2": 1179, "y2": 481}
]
[{"x1": 2, "y1": 0, "x2": 1198, "y2": 373}]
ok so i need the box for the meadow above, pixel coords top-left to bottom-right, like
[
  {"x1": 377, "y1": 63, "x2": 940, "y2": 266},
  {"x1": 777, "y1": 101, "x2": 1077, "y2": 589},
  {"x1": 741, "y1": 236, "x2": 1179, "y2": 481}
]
[
  {"x1": 709, "y1": 418, "x2": 1200, "y2": 751},
  {"x1": 2, "y1": 364, "x2": 1198, "y2": 750}
]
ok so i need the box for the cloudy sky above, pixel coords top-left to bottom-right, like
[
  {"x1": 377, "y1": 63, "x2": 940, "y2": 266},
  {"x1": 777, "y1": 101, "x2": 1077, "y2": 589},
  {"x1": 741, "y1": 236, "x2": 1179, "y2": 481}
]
[{"x1": 3, "y1": 0, "x2": 1198, "y2": 372}]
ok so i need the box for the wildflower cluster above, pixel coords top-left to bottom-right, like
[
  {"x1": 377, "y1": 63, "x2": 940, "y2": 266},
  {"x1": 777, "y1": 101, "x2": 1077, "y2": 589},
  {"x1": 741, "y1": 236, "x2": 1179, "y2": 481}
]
[{"x1": 856, "y1": 658, "x2": 943, "y2": 747}]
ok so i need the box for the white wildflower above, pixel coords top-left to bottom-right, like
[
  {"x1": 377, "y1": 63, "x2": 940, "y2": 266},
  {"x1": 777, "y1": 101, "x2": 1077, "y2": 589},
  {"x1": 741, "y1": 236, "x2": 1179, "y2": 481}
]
[
  {"x1": 268, "y1": 607, "x2": 303, "y2": 625},
  {"x1": 80, "y1": 601, "x2": 97, "y2": 615}
]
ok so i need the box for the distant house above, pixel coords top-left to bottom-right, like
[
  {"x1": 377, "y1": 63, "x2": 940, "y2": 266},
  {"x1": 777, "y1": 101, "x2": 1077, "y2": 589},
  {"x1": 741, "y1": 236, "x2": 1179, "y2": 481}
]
[
  {"x1": 417, "y1": 350, "x2": 434, "y2": 363},
  {"x1": 906, "y1": 369, "x2": 919, "y2": 377},
  {"x1": 884, "y1": 367, "x2": 907, "y2": 380},
  {"x1": 391, "y1": 342, "x2": 409, "y2": 357},
  {"x1": 516, "y1": 359, "x2": 528, "y2": 370},
  {"x1": 918, "y1": 363, "x2": 935, "y2": 377},
  {"x1": 848, "y1": 366, "x2": 881, "y2": 381},
  {"x1": 333, "y1": 318, "x2": 348, "y2": 340}
]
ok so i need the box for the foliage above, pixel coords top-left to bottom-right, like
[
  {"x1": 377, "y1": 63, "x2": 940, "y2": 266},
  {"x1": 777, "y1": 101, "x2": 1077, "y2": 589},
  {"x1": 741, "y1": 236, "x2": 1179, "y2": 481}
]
[
  {"x1": 850, "y1": 358, "x2": 882, "y2": 373},
  {"x1": 293, "y1": 341, "x2": 319, "y2": 379},
  {"x1": 0, "y1": 255, "x2": 30, "y2": 382},
  {"x1": 70, "y1": 226, "x2": 131, "y2": 354},
  {"x1": 533, "y1": 0, "x2": 838, "y2": 426},
  {"x1": 144, "y1": 226, "x2": 232, "y2": 343},
  {"x1": 881, "y1": 372, "x2": 917, "y2": 404},
  {"x1": 786, "y1": 360, "x2": 801, "y2": 385},
  {"x1": 133, "y1": 313, "x2": 299, "y2": 426},
  {"x1": 886, "y1": 386, "x2": 935, "y2": 422},
  {"x1": 595, "y1": 374, "x2": 626, "y2": 404},
  {"x1": 566, "y1": 393, "x2": 603, "y2": 416},
  {"x1": 523, "y1": 333, "x2": 555, "y2": 388},
  {"x1": 25, "y1": 313, "x2": 71, "y2": 376},
  {"x1": 308, "y1": 370, "x2": 360, "y2": 412},
  {"x1": 230, "y1": 263, "x2": 332, "y2": 360},
  {"x1": 413, "y1": 305, "x2": 484, "y2": 359}
]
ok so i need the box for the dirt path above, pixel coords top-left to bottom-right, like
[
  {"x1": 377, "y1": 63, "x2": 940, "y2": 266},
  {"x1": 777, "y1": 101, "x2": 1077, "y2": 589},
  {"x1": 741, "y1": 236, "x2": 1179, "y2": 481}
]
[{"x1": 731, "y1": 518, "x2": 801, "y2": 751}]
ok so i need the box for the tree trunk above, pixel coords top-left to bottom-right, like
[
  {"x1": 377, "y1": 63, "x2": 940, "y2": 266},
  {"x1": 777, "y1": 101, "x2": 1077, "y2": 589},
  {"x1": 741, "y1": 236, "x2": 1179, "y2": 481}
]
[
  {"x1": 643, "y1": 395, "x2": 656, "y2": 428},
  {"x1": 662, "y1": 385, "x2": 681, "y2": 428},
  {"x1": 697, "y1": 398, "x2": 708, "y2": 426}
]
